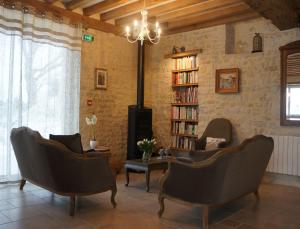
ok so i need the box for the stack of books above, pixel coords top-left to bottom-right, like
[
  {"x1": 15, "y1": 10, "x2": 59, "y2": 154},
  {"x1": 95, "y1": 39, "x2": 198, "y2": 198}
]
[
  {"x1": 172, "y1": 122, "x2": 198, "y2": 135},
  {"x1": 173, "y1": 87, "x2": 198, "y2": 103},
  {"x1": 173, "y1": 56, "x2": 197, "y2": 70},
  {"x1": 173, "y1": 71, "x2": 198, "y2": 85},
  {"x1": 172, "y1": 107, "x2": 198, "y2": 120},
  {"x1": 172, "y1": 136, "x2": 194, "y2": 150}
]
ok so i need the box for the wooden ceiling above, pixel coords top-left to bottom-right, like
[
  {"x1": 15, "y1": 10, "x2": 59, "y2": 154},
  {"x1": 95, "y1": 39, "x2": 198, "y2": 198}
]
[{"x1": 19, "y1": 0, "x2": 300, "y2": 36}]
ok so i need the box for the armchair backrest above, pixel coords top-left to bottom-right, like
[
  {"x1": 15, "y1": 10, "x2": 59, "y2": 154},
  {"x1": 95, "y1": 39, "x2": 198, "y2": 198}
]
[
  {"x1": 212, "y1": 135, "x2": 274, "y2": 203},
  {"x1": 10, "y1": 127, "x2": 71, "y2": 188},
  {"x1": 202, "y1": 118, "x2": 232, "y2": 145}
]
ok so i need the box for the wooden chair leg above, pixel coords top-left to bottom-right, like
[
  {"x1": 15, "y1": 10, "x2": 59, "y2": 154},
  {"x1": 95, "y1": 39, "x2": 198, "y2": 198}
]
[
  {"x1": 111, "y1": 184, "x2": 117, "y2": 208},
  {"x1": 20, "y1": 179, "x2": 26, "y2": 190},
  {"x1": 69, "y1": 196, "x2": 76, "y2": 216},
  {"x1": 202, "y1": 205, "x2": 209, "y2": 229},
  {"x1": 158, "y1": 192, "x2": 165, "y2": 218}
]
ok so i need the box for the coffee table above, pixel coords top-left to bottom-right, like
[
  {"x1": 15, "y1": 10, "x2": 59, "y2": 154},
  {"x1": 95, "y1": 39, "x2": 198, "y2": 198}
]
[{"x1": 124, "y1": 157, "x2": 169, "y2": 192}]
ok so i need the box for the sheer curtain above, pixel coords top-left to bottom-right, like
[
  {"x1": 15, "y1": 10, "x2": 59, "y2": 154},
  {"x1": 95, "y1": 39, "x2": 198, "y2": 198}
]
[{"x1": 0, "y1": 6, "x2": 82, "y2": 182}]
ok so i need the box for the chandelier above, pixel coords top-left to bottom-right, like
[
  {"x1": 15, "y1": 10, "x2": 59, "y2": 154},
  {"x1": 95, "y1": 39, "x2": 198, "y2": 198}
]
[{"x1": 125, "y1": 9, "x2": 161, "y2": 45}]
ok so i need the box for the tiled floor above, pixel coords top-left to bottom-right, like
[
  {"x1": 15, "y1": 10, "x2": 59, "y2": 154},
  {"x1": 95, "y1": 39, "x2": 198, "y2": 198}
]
[{"x1": 0, "y1": 172, "x2": 300, "y2": 229}]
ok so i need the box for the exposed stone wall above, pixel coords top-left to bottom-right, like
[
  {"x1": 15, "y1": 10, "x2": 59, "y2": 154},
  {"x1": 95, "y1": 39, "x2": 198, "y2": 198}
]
[
  {"x1": 80, "y1": 29, "x2": 137, "y2": 170},
  {"x1": 146, "y1": 18, "x2": 300, "y2": 147}
]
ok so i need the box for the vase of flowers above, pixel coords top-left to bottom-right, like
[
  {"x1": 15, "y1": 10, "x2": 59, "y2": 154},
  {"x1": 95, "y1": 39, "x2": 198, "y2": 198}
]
[
  {"x1": 137, "y1": 138, "x2": 157, "y2": 161},
  {"x1": 85, "y1": 114, "x2": 97, "y2": 149}
]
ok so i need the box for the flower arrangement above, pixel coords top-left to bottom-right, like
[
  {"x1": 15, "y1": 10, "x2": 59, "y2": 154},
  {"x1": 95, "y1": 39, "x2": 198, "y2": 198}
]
[
  {"x1": 85, "y1": 114, "x2": 97, "y2": 141},
  {"x1": 137, "y1": 138, "x2": 157, "y2": 160}
]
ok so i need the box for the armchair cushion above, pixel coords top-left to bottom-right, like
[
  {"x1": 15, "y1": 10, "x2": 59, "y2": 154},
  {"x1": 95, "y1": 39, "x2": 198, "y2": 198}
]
[
  {"x1": 205, "y1": 137, "x2": 226, "y2": 150},
  {"x1": 49, "y1": 133, "x2": 83, "y2": 154}
]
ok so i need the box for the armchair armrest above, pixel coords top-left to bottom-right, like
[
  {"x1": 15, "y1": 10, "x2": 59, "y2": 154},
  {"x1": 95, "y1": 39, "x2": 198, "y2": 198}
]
[
  {"x1": 40, "y1": 139, "x2": 115, "y2": 193},
  {"x1": 188, "y1": 149, "x2": 220, "y2": 161},
  {"x1": 161, "y1": 155, "x2": 221, "y2": 204}
]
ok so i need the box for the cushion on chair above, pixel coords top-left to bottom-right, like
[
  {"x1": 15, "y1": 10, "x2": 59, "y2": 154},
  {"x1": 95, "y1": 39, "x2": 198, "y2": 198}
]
[
  {"x1": 49, "y1": 133, "x2": 83, "y2": 154},
  {"x1": 205, "y1": 137, "x2": 226, "y2": 150}
]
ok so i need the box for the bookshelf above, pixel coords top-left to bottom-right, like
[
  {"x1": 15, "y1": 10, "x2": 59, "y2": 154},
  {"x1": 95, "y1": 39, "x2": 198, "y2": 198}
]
[{"x1": 167, "y1": 49, "x2": 200, "y2": 151}]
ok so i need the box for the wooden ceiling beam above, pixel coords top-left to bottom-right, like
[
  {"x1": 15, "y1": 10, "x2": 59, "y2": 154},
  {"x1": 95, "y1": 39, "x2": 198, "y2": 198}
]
[
  {"x1": 165, "y1": 11, "x2": 259, "y2": 35},
  {"x1": 115, "y1": 0, "x2": 207, "y2": 26},
  {"x1": 157, "y1": 0, "x2": 242, "y2": 23},
  {"x1": 16, "y1": 0, "x2": 122, "y2": 35},
  {"x1": 83, "y1": 0, "x2": 137, "y2": 16},
  {"x1": 65, "y1": 0, "x2": 103, "y2": 11},
  {"x1": 100, "y1": 0, "x2": 172, "y2": 21},
  {"x1": 167, "y1": 3, "x2": 252, "y2": 29},
  {"x1": 44, "y1": 0, "x2": 58, "y2": 3},
  {"x1": 241, "y1": 0, "x2": 299, "y2": 30}
]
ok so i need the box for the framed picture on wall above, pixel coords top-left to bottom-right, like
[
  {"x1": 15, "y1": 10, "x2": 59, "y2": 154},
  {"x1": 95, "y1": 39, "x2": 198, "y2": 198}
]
[
  {"x1": 95, "y1": 68, "x2": 107, "y2": 89},
  {"x1": 215, "y1": 68, "x2": 239, "y2": 93}
]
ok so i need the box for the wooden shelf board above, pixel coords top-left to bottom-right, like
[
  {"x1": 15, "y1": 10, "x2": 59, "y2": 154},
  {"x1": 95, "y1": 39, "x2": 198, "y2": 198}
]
[
  {"x1": 165, "y1": 49, "x2": 202, "y2": 59},
  {"x1": 172, "y1": 83, "x2": 198, "y2": 87},
  {"x1": 171, "y1": 133, "x2": 198, "y2": 138},
  {"x1": 171, "y1": 119, "x2": 198, "y2": 123},
  {"x1": 171, "y1": 103, "x2": 198, "y2": 106},
  {"x1": 172, "y1": 67, "x2": 199, "y2": 73}
]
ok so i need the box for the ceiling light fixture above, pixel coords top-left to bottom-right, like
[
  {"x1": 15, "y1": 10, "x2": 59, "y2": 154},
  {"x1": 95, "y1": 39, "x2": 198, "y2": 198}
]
[{"x1": 125, "y1": 1, "x2": 161, "y2": 45}]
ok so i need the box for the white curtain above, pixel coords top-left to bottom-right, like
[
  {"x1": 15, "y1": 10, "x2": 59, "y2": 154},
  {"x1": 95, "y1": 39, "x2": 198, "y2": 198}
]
[{"x1": 0, "y1": 6, "x2": 82, "y2": 182}]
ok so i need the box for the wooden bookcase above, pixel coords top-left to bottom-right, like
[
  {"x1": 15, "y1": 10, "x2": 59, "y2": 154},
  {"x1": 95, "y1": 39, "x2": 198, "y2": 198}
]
[{"x1": 165, "y1": 49, "x2": 201, "y2": 151}]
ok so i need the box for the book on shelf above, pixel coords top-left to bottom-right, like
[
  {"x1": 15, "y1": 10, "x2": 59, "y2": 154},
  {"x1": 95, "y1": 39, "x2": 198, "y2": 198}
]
[
  {"x1": 173, "y1": 71, "x2": 198, "y2": 85},
  {"x1": 173, "y1": 56, "x2": 197, "y2": 70},
  {"x1": 173, "y1": 87, "x2": 198, "y2": 103},
  {"x1": 172, "y1": 122, "x2": 198, "y2": 135},
  {"x1": 172, "y1": 106, "x2": 198, "y2": 120},
  {"x1": 172, "y1": 136, "x2": 195, "y2": 150}
]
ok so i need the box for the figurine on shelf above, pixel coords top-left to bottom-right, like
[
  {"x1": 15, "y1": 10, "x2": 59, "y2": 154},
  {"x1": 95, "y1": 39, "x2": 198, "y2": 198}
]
[
  {"x1": 180, "y1": 46, "x2": 186, "y2": 52},
  {"x1": 172, "y1": 46, "x2": 178, "y2": 54}
]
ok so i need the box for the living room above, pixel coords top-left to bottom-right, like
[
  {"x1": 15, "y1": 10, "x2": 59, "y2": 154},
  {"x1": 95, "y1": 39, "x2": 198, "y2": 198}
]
[{"x1": 1, "y1": 0, "x2": 300, "y2": 228}]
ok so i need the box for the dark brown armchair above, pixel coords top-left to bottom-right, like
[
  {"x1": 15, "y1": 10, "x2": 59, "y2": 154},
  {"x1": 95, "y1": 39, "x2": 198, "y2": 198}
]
[
  {"x1": 195, "y1": 118, "x2": 232, "y2": 150},
  {"x1": 10, "y1": 127, "x2": 117, "y2": 216},
  {"x1": 158, "y1": 135, "x2": 274, "y2": 229}
]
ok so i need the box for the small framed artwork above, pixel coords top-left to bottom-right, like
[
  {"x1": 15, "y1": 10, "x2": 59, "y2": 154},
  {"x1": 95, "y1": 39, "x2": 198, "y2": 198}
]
[
  {"x1": 95, "y1": 68, "x2": 107, "y2": 89},
  {"x1": 215, "y1": 68, "x2": 239, "y2": 93}
]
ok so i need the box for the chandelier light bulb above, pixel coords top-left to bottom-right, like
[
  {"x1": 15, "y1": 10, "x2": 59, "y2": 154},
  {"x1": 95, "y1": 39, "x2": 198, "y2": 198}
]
[
  {"x1": 134, "y1": 20, "x2": 138, "y2": 27},
  {"x1": 125, "y1": 26, "x2": 130, "y2": 35},
  {"x1": 156, "y1": 22, "x2": 159, "y2": 29}
]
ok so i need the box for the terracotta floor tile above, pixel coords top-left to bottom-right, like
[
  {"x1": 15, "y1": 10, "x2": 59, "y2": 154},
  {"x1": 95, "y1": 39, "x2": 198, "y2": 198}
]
[{"x1": 0, "y1": 172, "x2": 299, "y2": 228}]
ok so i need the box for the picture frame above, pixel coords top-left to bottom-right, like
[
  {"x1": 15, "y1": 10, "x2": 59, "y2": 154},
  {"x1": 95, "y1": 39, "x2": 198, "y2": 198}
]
[
  {"x1": 215, "y1": 68, "x2": 239, "y2": 93},
  {"x1": 95, "y1": 68, "x2": 107, "y2": 89}
]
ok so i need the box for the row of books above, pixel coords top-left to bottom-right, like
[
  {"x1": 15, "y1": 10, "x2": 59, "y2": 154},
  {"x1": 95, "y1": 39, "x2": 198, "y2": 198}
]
[
  {"x1": 173, "y1": 87, "x2": 198, "y2": 103},
  {"x1": 173, "y1": 56, "x2": 197, "y2": 70},
  {"x1": 172, "y1": 122, "x2": 198, "y2": 135},
  {"x1": 173, "y1": 71, "x2": 198, "y2": 85},
  {"x1": 172, "y1": 136, "x2": 194, "y2": 150},
  {"x1": 172, "y1": 107, "x2": 198, "y2": 120}
]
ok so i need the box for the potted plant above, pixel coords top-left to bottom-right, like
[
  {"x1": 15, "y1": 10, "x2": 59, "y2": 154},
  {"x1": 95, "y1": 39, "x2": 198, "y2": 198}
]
[
  {"x1": 137, "y1": 138, "x2": 157, "y2": 161},
  {"x1": 85, "y1": 114, "x2": 97, "y2": 149}
]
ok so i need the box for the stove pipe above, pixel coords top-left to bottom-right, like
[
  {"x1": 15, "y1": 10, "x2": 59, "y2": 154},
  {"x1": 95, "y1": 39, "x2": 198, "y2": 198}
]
[{"x1": 137, "y1": 41, "x2": 145, "y2": 109}]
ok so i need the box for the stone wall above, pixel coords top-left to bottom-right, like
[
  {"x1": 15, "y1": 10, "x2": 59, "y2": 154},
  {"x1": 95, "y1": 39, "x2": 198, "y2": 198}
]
[
  {"x1": 80, "y1": 29, "x2": 137, "y2": 170},
  {"x1": 146, "y1": 18, "x2": 300, "y2": 147}
]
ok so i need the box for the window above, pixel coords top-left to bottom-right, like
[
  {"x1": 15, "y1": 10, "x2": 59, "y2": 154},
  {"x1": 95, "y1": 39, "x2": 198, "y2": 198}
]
[{"x1": 286, "y1": 84, "x2": 300, "y2": 120}]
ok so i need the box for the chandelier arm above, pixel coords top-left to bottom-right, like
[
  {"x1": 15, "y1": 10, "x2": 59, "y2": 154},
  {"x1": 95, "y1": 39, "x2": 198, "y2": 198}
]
[
  {"x1": 126, "y1": 35, "x2": 140, "y2": 44},
  {"x1": 147, "y1": 31, "x2": 160, "y2": 44}
]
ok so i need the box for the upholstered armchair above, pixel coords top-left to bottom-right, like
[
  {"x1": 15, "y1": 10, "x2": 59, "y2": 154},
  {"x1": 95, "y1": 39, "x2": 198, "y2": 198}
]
[
  {"x1": 195, "y1": 118, "x2": 232, "y2": 150},
  {"x1": 158, "y1": 135, "x2": 274, "y2": 229},
  {"x1": 10, "y1": 127, "x2": 117, "y2": 216}
]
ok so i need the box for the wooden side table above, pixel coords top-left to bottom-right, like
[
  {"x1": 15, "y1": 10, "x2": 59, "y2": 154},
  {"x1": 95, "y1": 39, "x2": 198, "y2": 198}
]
[{"x1": 84, "y1": 147, "x2": 111, "y2": 160}]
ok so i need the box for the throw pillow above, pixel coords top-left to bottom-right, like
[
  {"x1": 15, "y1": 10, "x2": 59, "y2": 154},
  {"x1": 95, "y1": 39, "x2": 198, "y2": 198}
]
[
  {"x1": 205, "y1": 137, "x2": 226, "y2": 151},
  {"x1": 49, "y1": 133, "x2": 83, "y2": 154}
]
